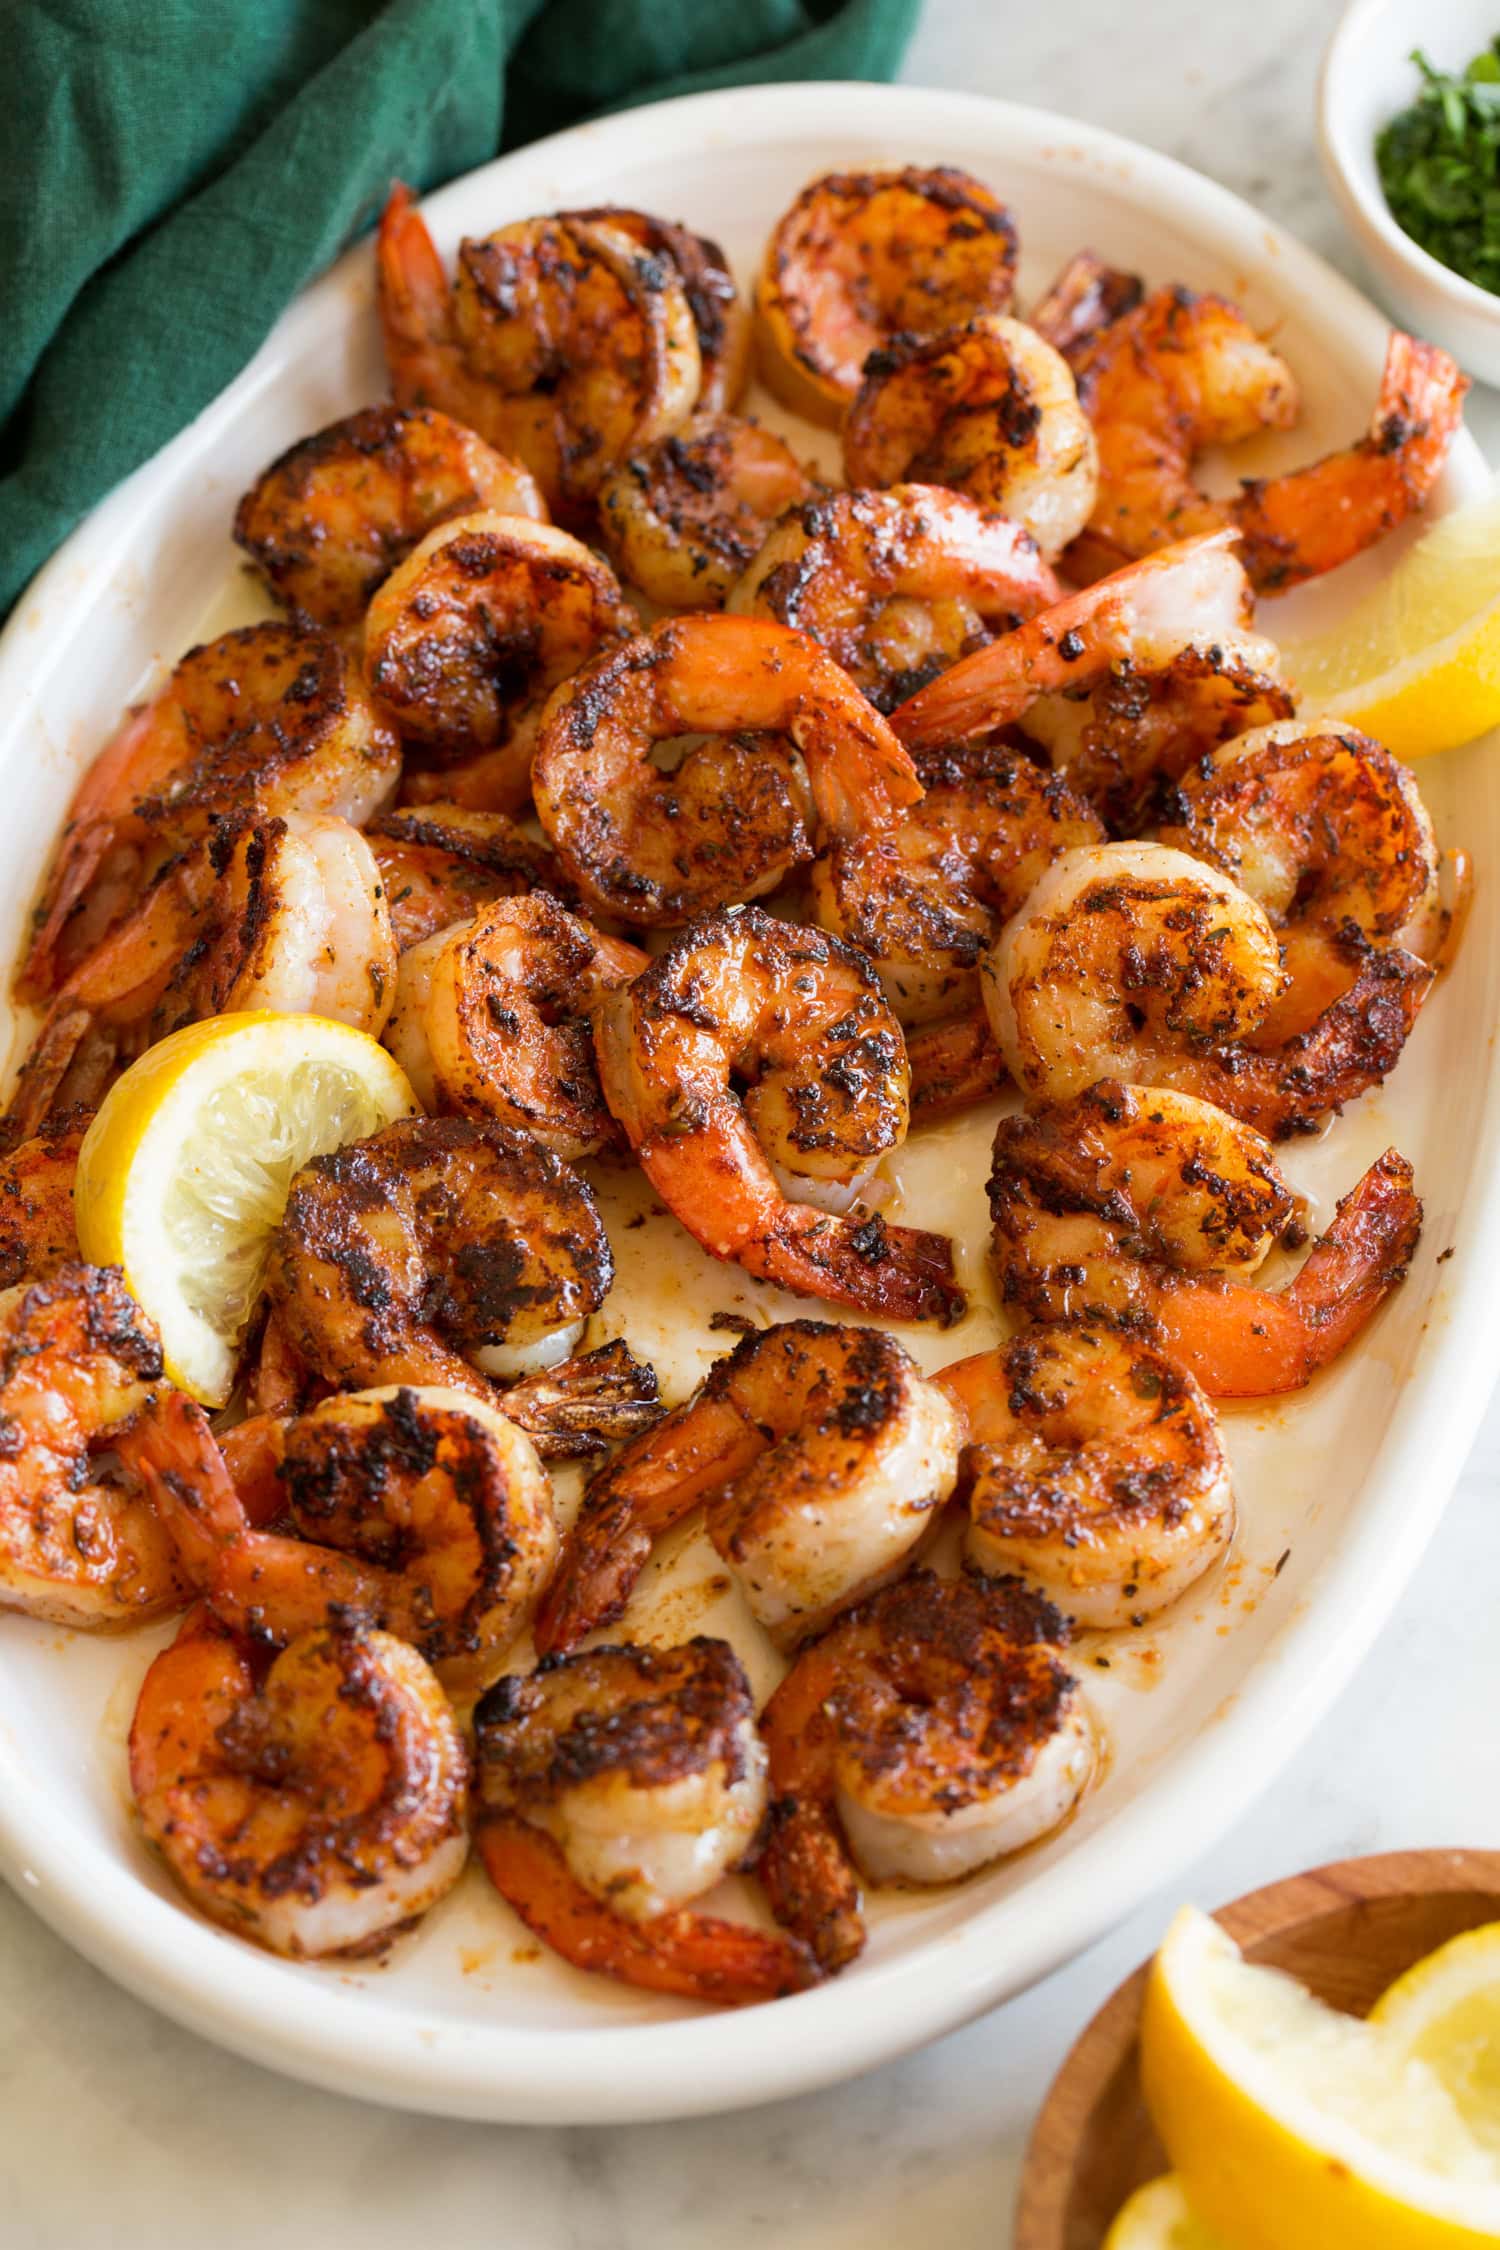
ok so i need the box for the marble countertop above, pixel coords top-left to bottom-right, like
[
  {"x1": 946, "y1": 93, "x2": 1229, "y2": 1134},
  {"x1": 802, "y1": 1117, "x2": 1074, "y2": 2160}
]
[{"x1": 9, "y1": 5, "x2": 1500, "y2": 2242}]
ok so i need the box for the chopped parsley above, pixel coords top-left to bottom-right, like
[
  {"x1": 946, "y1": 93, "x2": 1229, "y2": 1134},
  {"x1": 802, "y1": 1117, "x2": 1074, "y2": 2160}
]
[{"x1": 1376, "y1": 41, "x2": 1500, "y2": 294}]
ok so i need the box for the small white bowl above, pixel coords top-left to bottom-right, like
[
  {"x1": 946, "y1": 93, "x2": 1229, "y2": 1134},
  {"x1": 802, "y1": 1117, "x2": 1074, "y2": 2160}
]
[{"x1": 1320, "y1": 0, "x2": 1500, "y2": 384}]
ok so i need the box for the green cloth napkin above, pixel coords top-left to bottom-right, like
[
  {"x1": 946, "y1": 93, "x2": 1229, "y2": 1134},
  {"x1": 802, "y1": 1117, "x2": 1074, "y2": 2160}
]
[{"x1": 1, "y1": 0, "x2": 918, "y2": 617}]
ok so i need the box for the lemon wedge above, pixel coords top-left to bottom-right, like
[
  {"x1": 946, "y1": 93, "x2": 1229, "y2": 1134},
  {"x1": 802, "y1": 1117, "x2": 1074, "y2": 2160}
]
[
  {"x1": 1139, "y1": 1904, "x2": 1500, "y2": 2250},
  {"x1": 1279, "y1": 485, "x2": 1500, "y2": 759},
  {"x1": 74, "y1": 1012, "x2": 416, "y2": 1405},
  {"x1": 1372, "y1": 1923, "x2": 1500, "y2": 2161},
  {"x1": 1103, "y1": 2174, "x2": 1227, "y2": 2248}
]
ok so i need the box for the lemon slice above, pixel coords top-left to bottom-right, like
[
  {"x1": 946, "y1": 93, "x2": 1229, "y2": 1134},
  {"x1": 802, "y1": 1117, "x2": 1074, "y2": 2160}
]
[
  {"x1": 1372, "y1": 1923, "x2": 1500, "y2": 2160},
  {"x1": 1279, "y1": 485, "x2": 1500, "y2": 760},
  {"x1": 1103, "y1": 2175, "x2": 1226, "y2": 2249},
  {"x1": 1140, "y1": 1904, "x2": 1500, "y2": 2250},
  {"x1": 75, "y1": 1012, "x2": 416, "y2": 1405}
]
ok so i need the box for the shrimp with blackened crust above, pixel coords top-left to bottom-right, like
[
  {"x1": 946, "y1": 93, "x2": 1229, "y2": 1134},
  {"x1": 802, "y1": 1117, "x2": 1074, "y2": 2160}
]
[
  {"x1": 121, "y1": 1385, "x2": 556, "y2": 1692},
  {"x1": 0, "y1": 1114, "x2": 86, "y2": 1281},
  {"x1": 593, "y1": 907, "x2": 964, "y2": 1323},
  {"x1": 377, "y1": 184, "x2": 701, "y2": 522},
  {"x1": 531, "y1": 613, "x2": 923, "y2": 927},
  {"x1": 130, "y1": 1607, "x2": 469, "y2": 1956},
  {"x1": 937, "y1": 1325, "x2": 1233, "y2": 1627},
  {"x1": 383, "y1": 893, "x2": 646, "y2": 1158},
  {"x1": 1029, "y1": 249, "x2": 1143, "y2": 366},
  {"x1": 842, "y1": 319, "x2": 1099, "y2": 562},
  {"x1": 759, "y1": 1572, "x2": 1093, "y2": 1972},
  {"x1": 599, "y1": 412, "x2": 815, "y2": 610},
  {"x1": 983, "y1": 839, "x2": 1432, "y2": 1137},
  {"x1": 988, "y1": 1079, "x2": 1422, "y2": 1396},
  {"x1": 23, "y1": 623, "x2": 399, "y2": 1002},
  {"x1": 755, "y1": 167, "x2": 1019, "y2": 426},
  {"x1": 368, "y1": 801, "x2": 563, "y2": 951},
  {"x1": 537, "y1": 1319, "x2": 961, "y2": 1656},
  {"x1": 233, "y1": 403, "x2": 546, "y2": 633},
  {"x1": 561, "y1": 206, "x2": 751, "y2": 412},
  {"x1": 474, "y1": 1638, "x2": 817, "y2": 2004},
  {"x1": 363, "y1": 511, "x2": 635, "y2": 812},
  {"x1": 728, "y1": 485, "x2": 1060, "y2": 714}
]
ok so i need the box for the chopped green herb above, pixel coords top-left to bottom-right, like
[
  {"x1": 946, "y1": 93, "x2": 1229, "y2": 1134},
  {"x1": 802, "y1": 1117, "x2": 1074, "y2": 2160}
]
[{"x1": 1376, "y1": 41, "x2": 1500, "y2": 294}]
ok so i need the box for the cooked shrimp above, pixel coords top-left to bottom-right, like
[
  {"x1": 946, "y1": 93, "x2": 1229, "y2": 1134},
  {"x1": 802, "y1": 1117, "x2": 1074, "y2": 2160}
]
[
  {"x1": 537, "y1": 1320, "x2": 961, "y2": 1656},
  {"x1": 759, "y1": 1572, "x2": 1093, "y2": 1972},
  {"x1": 233, "y1": 403, "x2": 547, "y2": 633},
  {"x1": 383, "y1": 893, "x2": 646, "y2": 1158},
  {"x1": 377, "y1": 184, "x2": 701, "y2": 521},
  {"x1": 368, "y1": 801, "x2": 562, "y2": 950},
  {"x1": 756, "y1": 167, "x2": 1018, "y2": 425},
  {"x1": 130, "y1": 1606, "x2": 469, "y2": 1956},
  {"x1": 728, "y1": 485, "x2": 1060, "y2": 713},
  {"x1": 598, "y1": 412, "x2": 814, "y2": 610},
  {"x1": 1071, "y1": 298, "x2": 1466, "y2": 591},
  {"x1": 8, "y1": 812, "x2": 397, "y2": 1139},
  {"x1": 1029, "y1": 249, "x2": 1143, "y2": 365},
  {"x1": 0, "y1": 1113, "x2": 86, "y2": 1280},
  {"x1": 891, "y1": 528, "x2": 1273, "y2": 756},
  {"x1": 474, "y1": 1639, "x2": 817, "y2": 2004},
  {"x1": 265, "y1": 1114, "x2": 657, "y2": 1454},
  {"x1": 1155, "y1": 721, "x2": 1442, "y2": 1038},
  {"x1": 531, "y1": 613, "x2": 922, "y2": 926},
  {"x1": 23, "y1": 623, "x2": 400, "y2": 1001},
  {"x1": 937, "y1": 1326, "x2": 1233, "y2": 1627},
  {"x1": 362, "y1": 511, "x2": 635, "y2": 812},
  {"x1": 0, "y1": 1262, "x2": 188, "y2": 1629},
  {"x1": 842, "y1": 319, "x2": 1099, "y2": 561},
  {"x1": 122, "y1": 1385, "x2": 556, "y2": 1692},
  {"x1": 562, "y1": 207, "x2": 751, "y2": 412},
  {"x1": 594, "y1": 906, "x2": 964, "y2": 1323},
  {"x1": 983, "y1": 839, "x2": 1432, "y2": 1136},
  {"x1": 809, "y1": 738, "x2": 1103, "y2": 1028},
  {"x1": 988, "y1": 1078, "x2": 1423, "y2": 1397}
]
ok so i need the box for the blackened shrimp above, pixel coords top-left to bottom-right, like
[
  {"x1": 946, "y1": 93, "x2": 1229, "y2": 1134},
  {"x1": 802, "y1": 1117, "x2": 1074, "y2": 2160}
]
[
  {"x1": 531, "y1": 613, "x2": 923, "y2": 927},
  {"x1": 1028, "y1": 249, "x2": 1143, "y2": 365},
  {"x1": 0, "y1": 1262, "x2": 188, "y2": 1629},
  {"x1": 362, "y1": 511, "x2": 636, "y2": 812},
  {"x1": 982, "y1": 839, "x2": 1432, "y2": 1136},
  {"x1": 130, "y1": 1607, "x2": 469, "y2": 1956},
  {"x1": 368, "y1": 801, "x2": 562, "y2": 951},
  {"x1": 537, "y1": 1320, "x2": 961, "y2": 1656},
  {"x1": 124, "y1": 1385, "x2": 557, "y2": 1692},
  {"x1": 264, "y1": 1114, "x2": 657, "y2": 1456},
  {"x1": 233, "y1": 403, "x2": 547, "y2": 633},
  {"x1": 759, "y1": 1572, "x2": 1093, "y2": 1972},
  {"x1": 728, "y1": 485, "x2": 1060, "y2": 714},
  {"x1": 1071, "y1": 296, "x2": 1466, "y2": 591},
  {"x1": 937, "y1": 1326, "x2": 1233, "y2": 1627},
  {"x1": 755, "y1": 167, "x2": 1019, "y2": 426},
  {"x1": 988, "y1": 1078, "x2": 1422, "y2": 1397},
  {"x1": 0, "y1": 1113, "x2": 87, "y2": 1281},
  {"x1": 383, "y1": 893, "x2": 646, "y2": 1158},
  {"x1": 593, "y1": 906, "x2": 964, "y2": 1323},
  {"x1": 23, "y1": 623, "x2": 400, "y2": 1001},
  {"x1": 377, "y1": 184, "x2": 701, "y2": 522},
  {"x1": 841, "y1": 319, "x2": 1099, "y2": 561},
  {"x1": 474, "y1": 1639, "x2": 817, "y2": 2005},
  {"x1": 1155, "y1": 722, "x2": 1443, "y2": 1039},
  {"x1": 8, "y1": 812, "x2": 397, "y2": 1141},
  {"x1": 598, "y1": 412, "x2": 815, "y2": 611}
]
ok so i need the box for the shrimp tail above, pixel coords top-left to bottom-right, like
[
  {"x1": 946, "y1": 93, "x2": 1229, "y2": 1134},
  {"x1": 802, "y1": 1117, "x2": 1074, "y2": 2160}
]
[
  {"x1": 376, "y1": 180, "x2": 456, "y2": 406},
  {"x1": 906, "y1": 1011, "x2": 1009, "y2": 1121},
  {"x1": 498, "y1": 1339, "x2": 662, "y2": 1460},
  {"x1": 113, "y1": 1390, "x2": 251, "y2": 1582},
  {"x1": 797, "y1": 679, "x2": 924, "y2": 840},
  {"x1": 1030, "y1": 249, "x2": 1144, "y2": 366},
  {"x1": 750, "y1": 1205, "x2": 967, "y2": 1328},
  {"x1": 758, "y1": 1799, "x2": 866, "y2": 1975},
  {"x1": 476, "y1": 1815, "x2": 821, "y2": 2004}
]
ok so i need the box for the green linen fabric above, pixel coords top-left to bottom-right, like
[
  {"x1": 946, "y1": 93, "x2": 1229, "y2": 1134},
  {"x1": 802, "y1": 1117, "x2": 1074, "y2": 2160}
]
[{"x1": 0, "y1": 0, "x2": 919, "y2": 615}]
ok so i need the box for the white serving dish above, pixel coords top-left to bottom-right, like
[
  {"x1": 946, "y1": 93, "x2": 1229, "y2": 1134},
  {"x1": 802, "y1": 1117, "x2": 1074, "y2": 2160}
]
[
  {"x1": 1320, "y1": 0, "x2": 1500, "y2": 385},
  {"x1": 0, "y1": 80, "x2": 1494, "y2": 2127}
]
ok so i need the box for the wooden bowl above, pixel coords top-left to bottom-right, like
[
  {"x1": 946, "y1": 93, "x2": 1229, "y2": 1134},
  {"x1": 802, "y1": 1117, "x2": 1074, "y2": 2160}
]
[{"x1": 1014, "y1": 1848, "x2": 1500, "y2": 2250}]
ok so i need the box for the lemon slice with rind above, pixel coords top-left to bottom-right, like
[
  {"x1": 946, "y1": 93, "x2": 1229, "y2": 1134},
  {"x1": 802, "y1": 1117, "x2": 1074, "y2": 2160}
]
[
  {"x1": 1280, "y1": 485, "x2": 1500, "y2": 760},
  {"x1": 75, "y1": 1012, "x2": 416, "y2": 1405},
  {"x1": 1103, "y1": 2175, "x2": 1226, "y2": 2249},
  {"x1": 1372, "y1": 1922, "x2": 1500, "y2": 2162},
  {"x1": 1140, "y1": 1904, "x2": 1500, "y2": 2250}
]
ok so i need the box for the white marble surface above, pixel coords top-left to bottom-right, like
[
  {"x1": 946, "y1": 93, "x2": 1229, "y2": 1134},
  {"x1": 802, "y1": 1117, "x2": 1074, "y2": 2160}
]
[{"x1": 8, "y1": 4, "x2": 1500, "y2": 2242}]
